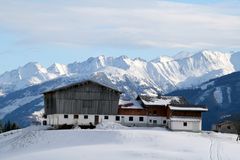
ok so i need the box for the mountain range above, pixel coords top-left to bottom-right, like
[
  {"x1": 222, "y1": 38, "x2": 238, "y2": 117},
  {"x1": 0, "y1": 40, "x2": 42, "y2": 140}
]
[{"x1": 0, "y1": 50, "x2": 239, "y2": 128}]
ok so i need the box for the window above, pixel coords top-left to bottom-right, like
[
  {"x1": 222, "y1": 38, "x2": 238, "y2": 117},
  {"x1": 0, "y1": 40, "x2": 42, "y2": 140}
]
[
  {"x1": 74, "y1": 115, "x2": 79, "y2": 119},
  {"x1": 84, "y1": 115, "x2": 88, "y2": 119},
  {"x1": 116, "y1": 116, "x2": 120, "y2": 121},
  {"x1": 64, "y1": 115, "x2": 68, "y2": 119},
  {"x1": 129, "y1": 117, "x2": 133, "y2": 121},
  {"x1": 43, "y1": 120, "x2": 47, "y2": 125},
  {"x1": 149, "y1": 119, "x2": 152, "y2": 123},
  {"x1": 163, "y1": 120, "x2": 166, "y2": 124},
  {"x1": 183, "y1": 122, "x2": 187, "y2": 126},
  {"x1": 139, "y1": 117, "x2": 144, "y2": 122},
  {"x1": 153, "y1": 120, "x2": 157, "y2": 124},
  {"x1": 104, "y1": 115, "x2": 109, "y2": 120},
  {"x1": 153, "y1": 110, "x2": 157, "y2": 115},
  {"x1": 227, "y1": 126, "x2": 231, "y2": 130}
]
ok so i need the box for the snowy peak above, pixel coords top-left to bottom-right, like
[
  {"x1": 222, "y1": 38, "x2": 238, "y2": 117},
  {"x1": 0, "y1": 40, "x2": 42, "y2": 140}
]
[
  {"x1": 0, "y1": 50, "x2": 239, "y2": 95},
  {"x1": 47, "y1": 63, "x2": 68, "y2": 76},
  {"x1": 151, "y1": 56, "x2": 173, "y2": 63}
]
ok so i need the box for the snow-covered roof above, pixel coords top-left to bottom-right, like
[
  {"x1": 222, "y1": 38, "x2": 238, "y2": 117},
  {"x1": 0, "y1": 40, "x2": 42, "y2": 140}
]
[
  {"x1": 138, "y1": 95, "x2": 187, "y2": 106},
  {"x1": 43, "y1": 79, "x2": 122, "y2": 94},
  {"x1": 169, "y1": 105, "x2": 208, "y2": 111},
  {"x1": 119, "y1": 99, "x2": 143, "y2": 109}
]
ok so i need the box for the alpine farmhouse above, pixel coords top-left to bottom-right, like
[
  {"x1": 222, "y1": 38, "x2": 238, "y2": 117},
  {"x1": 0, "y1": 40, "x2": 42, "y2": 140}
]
[{"x1": 43, "y1": 80, "x2": 208, "y2": 132}]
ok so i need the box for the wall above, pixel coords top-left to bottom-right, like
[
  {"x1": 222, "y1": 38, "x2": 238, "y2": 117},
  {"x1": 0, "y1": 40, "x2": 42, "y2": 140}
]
[
  {"x1": 47, "y1": 114, "x2": 167, "y2": 127},
  {"x1": 168, "y1": 119, "x2": 202, "y2": 132}
]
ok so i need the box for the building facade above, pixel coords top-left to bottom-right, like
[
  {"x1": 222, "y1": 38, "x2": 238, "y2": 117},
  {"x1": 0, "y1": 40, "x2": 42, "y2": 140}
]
[{"x1": 44, "y1": 80, "x2": 208, "y2": 132}]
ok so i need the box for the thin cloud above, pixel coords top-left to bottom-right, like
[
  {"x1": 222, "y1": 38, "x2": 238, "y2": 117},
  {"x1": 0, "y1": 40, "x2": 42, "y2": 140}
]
[{"x1": 0, "y1": 0, "x2": 239, "y2": 50}]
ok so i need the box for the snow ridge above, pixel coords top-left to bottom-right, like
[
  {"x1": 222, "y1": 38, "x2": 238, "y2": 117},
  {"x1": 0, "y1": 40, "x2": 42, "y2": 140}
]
[{"x1": 0, "y1": 50, "x2": 238, "y2": 96}]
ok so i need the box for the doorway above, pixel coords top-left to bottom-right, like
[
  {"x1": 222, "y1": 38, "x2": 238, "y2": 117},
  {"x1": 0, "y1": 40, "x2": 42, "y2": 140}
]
[{"x1": 94, "y1": 115, "x2": 99, "y2": 125}]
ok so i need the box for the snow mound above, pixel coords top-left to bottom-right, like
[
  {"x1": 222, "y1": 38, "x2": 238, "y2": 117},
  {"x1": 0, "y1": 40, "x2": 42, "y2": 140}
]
[{"x1": 96, "y1": 122, "x2": 127, "y2": 130}]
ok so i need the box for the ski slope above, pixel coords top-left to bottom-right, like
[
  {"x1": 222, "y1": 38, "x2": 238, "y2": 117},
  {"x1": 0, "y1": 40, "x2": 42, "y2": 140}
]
[{"x1": 0, "y1": 125, "x2": 239, "y2": 160}]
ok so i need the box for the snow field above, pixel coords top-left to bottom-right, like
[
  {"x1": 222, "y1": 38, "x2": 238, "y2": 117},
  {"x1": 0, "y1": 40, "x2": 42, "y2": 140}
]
[{"x1": 0, "y1": 126, "x2": 239, "y2": 160}]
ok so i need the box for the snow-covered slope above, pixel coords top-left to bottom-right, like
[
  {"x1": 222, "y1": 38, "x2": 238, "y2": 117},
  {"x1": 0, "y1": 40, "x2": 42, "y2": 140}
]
[
  {"x1": 0, "y1": 50, "x2": 238, "y2": 96},
  {"x1": 0, "y1": 126, "x2": 238, "y2": 160}
]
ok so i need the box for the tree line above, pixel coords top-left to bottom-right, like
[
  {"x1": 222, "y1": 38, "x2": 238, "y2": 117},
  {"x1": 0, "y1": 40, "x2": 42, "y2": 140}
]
[{"x1": 0, "y1": 121, "x2": 20, "y2": 133}]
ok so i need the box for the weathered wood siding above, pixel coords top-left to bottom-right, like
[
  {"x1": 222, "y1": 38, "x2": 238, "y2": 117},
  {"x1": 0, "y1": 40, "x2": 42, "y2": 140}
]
[
  {"x1": 118, "y1": 108, "x2": 147, "y2": 115},
  {"x1": 145, "y1": 106, "x2": 168, "y2": 116},
  {"x1": 44, "y1": 82, "x2": 120, "y2": 115},
  {"x1": 166, "y1": 107, "x2": 202, "y2": 118}
]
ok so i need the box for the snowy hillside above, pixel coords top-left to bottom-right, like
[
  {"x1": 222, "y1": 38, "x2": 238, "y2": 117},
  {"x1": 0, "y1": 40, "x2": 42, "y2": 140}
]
[
  {"x1": 168, "y1": 71, "x2": 240, "y2": 130},
  {"x1": 0, "y1": 126, "x2": 239, "y2": 160},
  {"x1": 0, "y1": 50, "x2": 238, "y2": 96}
]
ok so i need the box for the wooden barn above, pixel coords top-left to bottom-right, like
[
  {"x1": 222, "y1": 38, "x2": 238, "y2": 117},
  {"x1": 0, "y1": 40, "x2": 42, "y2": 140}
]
[
  {"x1": 43, "y1": 80, "x2": 208, "y2": 132},
  {"x1": 44, "y1": 80, "x2": 121, "y2": 126}
]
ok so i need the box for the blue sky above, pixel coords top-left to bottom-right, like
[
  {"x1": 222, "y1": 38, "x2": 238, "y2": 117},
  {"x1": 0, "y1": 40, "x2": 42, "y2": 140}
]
[{"x1": 0, "y1": 0, "x2": 240, "y2": 74}]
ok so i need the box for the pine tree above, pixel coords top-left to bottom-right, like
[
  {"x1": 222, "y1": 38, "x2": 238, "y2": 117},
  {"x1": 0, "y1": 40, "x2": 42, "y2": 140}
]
[{"x1": 0, "y1": 121, "x2": 3, "y2": 133}]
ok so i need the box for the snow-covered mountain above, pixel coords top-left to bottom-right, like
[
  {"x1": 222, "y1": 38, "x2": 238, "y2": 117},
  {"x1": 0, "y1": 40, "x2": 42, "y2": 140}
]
[
  {"x1": 0, "y1": 50, "x2": 239, "y2": 96},
  {"x1": 0, "y1": 50, "x2": 239, "y2": 127},
  {"x1": 0, "y1": 62, "x2": 68, "y2": 94}
]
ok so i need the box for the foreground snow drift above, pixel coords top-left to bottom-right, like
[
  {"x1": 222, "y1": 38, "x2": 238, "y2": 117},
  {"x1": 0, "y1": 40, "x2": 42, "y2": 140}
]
[{"x1": 0, "y1": 126, "x2": 239, "y2": 160}]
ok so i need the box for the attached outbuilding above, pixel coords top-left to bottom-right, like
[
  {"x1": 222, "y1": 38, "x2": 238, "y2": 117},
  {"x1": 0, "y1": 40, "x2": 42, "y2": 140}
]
[{"x1": 167, "y1": 105, "x2": 208, "y2": 132}]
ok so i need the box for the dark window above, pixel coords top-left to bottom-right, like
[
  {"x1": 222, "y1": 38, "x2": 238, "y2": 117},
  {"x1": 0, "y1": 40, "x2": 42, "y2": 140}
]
[
  {"x1": 149, "y1": 119, "x2": 152, "y2": 123},
  {"x1": 104, "y1": 115, "x2": 109, "y2": 120},
  {"x1": 64, "y1": 115, "x2": 68, "y2": 119},
  {"x1": 153, "y1": 120, "x2": 157, "y2": 124},
  {"x1": 183, "y1": 122, "x2": 187, "y2": 126},
  {"x1": 227, "y1": 126, "x2": 231, "y2": 129},
  {"x1": 153, "y1": 110, "x2": 157, "y2": 115},
  {"x1": 84, "y1": 115, "x2": 88, "y2": 119},
  {"x1": 163, "y1": 120, "x2": 166, "y2": 124},
  {"x1": 74, "y1": 115, "x2": 79, "y2": 119},
  {"x1": 116, "y1": 116, "x2": 120, "y2": 121},
  {"x1": 43, "y1": 120, "x2": 47, "y2": 125},
  {"x1": 139, "y1": 117, "x2": 144, "y2": 122},
  {"x1": 129, "y1": 117, "x2": 133, "y2": 121}
]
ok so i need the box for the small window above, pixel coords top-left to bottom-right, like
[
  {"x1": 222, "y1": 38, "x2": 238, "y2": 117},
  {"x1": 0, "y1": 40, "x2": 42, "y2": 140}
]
[
  {"x1": 139, "y1": 117, "x2": 144, "y2": 122},
  {"x1": 227, "y1": 126, "x2": 231, "y2": 129},
  {"x1": 74, "y1": 115, "x2": 79, "y2": 119},
  {"x1": 149, "y1": 119, "x2": 152, "y2": 123},
  {"x1": 129, "y1": 117, "x2": 133, "y2": 121},
  {"x1": 64, "y1": 115, "x2": 68, "y2": 119},
  {"x1": 183, "y1": 122, "x2": 187, "y2": 126},
  {"x1": 43, "y1": 120, "x2": 47, "y2": 125},
  {"x1": 153, "y1": 110, "x2": 157, "y2": 115},
  {"x1": 104, "y1": 115, "x2": 109, "y2": 120},
  {"x1": 163, "y1": 120, "x2": 166, "y2": 124},
  {"x1": 153, "y1": 120, "x2": 157, "y2": 124},
  {"x1": 116, "y1": 116, "x2": 120, "y2": 121},
  {"x1": 84, "y1": 115, "x2": 88, "y2": 119}
]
